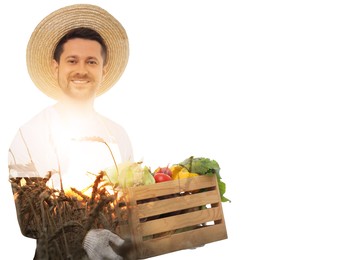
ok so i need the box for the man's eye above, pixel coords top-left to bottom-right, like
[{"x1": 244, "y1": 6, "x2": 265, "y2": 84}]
[
  {"x1": 67, "y1": 59, "x2": 76, "y2": 64},
  {"x1": 88, "y1": 60, "x2": 98, "y2": 65}
]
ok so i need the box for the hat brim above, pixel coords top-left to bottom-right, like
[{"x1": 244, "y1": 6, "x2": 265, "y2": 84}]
[{"x1": 26, "y1": 4, "x2": 129, "y2": 100}]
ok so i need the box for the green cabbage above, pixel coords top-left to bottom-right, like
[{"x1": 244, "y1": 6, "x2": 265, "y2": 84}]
[{"x1": 104, "y1": 161, "x2": 155, "y2": 188}]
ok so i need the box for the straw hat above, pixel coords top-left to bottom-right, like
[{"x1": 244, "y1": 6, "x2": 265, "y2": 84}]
[{"x1": 26, "y1": 4, "x2": 129, "y2": 99}]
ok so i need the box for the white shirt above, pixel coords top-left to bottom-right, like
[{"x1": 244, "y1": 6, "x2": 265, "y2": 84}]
[{"x1": 8, "y1": 105, "x2": 134, "y2": 192}]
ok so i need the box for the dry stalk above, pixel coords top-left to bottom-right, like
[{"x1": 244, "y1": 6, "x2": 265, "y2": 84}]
[{"x1": 10, "y1": 172, "x2": 128, "y2": 260}]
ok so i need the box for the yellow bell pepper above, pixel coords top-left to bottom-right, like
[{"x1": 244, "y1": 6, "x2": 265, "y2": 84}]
[{"x1": 170, "y1": 165, "x2": 199, "y2": 180}]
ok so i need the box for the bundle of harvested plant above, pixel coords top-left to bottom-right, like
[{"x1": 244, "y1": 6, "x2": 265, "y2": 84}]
[{"x1": 10, "y1": 171, "x2": 129, "y2": 260}]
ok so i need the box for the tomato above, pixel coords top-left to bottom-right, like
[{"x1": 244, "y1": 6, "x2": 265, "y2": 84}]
[
  {"x1": 154, "y1": 172, "x2": 172, "y2": 183},
  {"x1": 154, "y1": 166, "x2": 173, "y2": 177}
]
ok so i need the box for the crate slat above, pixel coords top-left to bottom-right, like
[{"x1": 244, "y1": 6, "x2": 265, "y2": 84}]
[
  {"x1": 138, "y1": 223, "x2": 228, "y2": 258},
  {"x1": 136, "y1": 189, "x2": 220, "y2": 218},
  {"x1": 139, "y1": 206, "x2": 224, "y2": 237},
  {"x1": 127, "y1": 175, "x2": 218, "y2": 200}
]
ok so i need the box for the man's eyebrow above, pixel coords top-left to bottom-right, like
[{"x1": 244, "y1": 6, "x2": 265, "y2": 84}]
[
  {"x1": 87, "y1": 56, "x2": 99, "y2": 60},
  {"x1": 65, "y1": 55, "x2": 78, "y2": 59},
  {"x1": 64, "y1": 55, "x2": 99, "y2": 60}
]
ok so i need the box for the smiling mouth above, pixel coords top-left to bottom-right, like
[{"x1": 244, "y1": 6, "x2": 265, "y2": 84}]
[{"x1": 72, "y1": 80, "x2": 89, "y2": 84}]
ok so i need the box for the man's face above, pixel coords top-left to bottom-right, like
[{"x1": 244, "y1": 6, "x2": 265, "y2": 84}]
[{"x1": 52, "y1": 38, "x2": 106, "y2": 102}]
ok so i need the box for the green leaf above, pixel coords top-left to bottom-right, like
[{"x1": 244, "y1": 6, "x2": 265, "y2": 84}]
[
  {"x1": 218, "y1": 178, "x2": 231, "y2": 203},
  {"x1": 179, "y1": 156, "x2": 230, "y2": 203},
  {"x1": 179, "y1": 156, "x2": 221, "y2": 176}
]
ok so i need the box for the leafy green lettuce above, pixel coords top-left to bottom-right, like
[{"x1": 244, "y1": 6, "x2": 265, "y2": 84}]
[{"x1": 178, "y1": 156, "x2": 230, "y2": 202}]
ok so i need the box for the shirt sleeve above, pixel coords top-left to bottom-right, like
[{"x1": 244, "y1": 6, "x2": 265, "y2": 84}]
[
  {"x1": 8, "y1": 129, "x2": 40, "y2": 178},
  {"x1": 8, "y1": 109, "x2": 59, "y2": 179}
]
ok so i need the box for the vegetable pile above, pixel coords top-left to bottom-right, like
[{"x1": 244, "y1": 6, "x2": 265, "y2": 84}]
[{"x1": 104, "y1": 156, "x2": 230, "y2": 203}]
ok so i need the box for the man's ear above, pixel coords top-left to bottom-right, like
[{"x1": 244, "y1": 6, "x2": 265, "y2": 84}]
[
  {"x1": 52, "y1": 59, "x2": 59, "y2": 78},
  {"x1": 102, "y1": 64, "x2": 108, "y2": 78}
]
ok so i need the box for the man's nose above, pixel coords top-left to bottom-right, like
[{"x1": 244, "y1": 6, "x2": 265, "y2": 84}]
[{"x1": 74, "y1": 62, "x2": 88, "y2": 75}]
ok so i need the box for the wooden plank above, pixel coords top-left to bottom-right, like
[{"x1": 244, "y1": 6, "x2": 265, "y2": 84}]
[
  {"x1": 136, "y1": 189, "x2": 220, "y2": 219},
  {"x1": 121, "y1": 174, "x2": 228, "y2": 258},
  {"x1": 137, "y1": 223, "x2": 228, "y2": 259},
  {"x1": 139, "y1": 206, "x2": 224, "y2": 237},
  {"x1": 122, "y1": 188, "x2": 142, "y2": 258},
  {"x1": 128, "y1": 175, "x2": 217, "y2": 200}
]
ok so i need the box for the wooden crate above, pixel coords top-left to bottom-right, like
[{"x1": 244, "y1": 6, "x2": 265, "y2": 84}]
[{"x1": 118, "y1": 174, "x2": 228, "y2": 259}]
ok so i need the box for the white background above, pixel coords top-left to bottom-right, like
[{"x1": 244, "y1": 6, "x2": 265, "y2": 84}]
[{"x1": 1, "y1": 0, "x2": 340, "y2": 259}]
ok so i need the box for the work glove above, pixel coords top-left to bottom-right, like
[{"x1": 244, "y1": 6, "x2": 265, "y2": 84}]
[{"x1": 83, "y1": 229, "x2": 125, "y2": 260}]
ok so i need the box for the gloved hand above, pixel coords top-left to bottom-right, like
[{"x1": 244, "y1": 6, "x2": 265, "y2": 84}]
[{"x1": 83, "y1": 229, "x2": 125, "y2": 260}]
